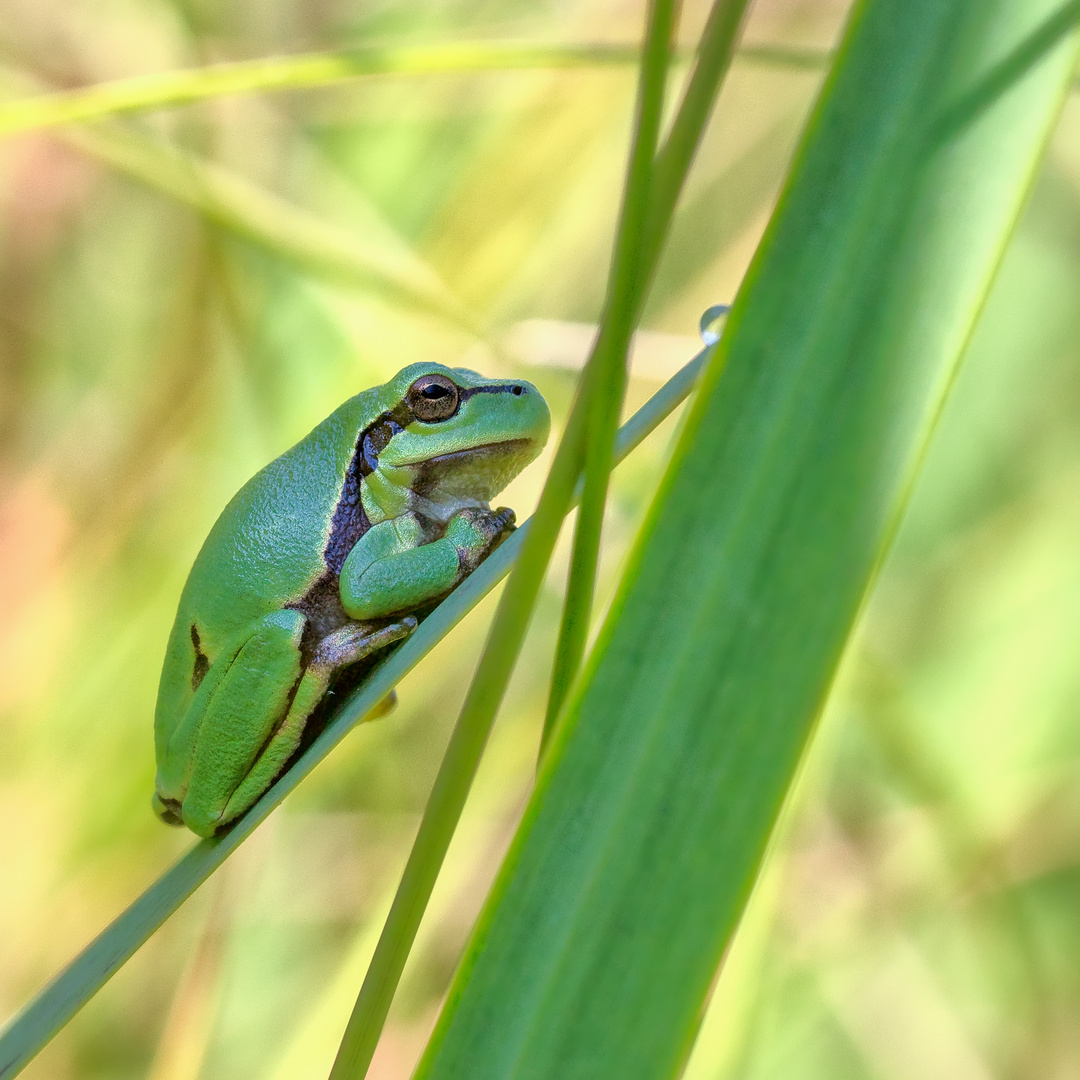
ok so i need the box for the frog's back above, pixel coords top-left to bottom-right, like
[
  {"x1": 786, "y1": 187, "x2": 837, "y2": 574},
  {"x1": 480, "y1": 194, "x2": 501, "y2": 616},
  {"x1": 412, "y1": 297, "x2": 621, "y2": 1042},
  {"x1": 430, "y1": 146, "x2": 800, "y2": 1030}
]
[{"x1": 156, "y1": 388, "x2": 381, "y2": 735}]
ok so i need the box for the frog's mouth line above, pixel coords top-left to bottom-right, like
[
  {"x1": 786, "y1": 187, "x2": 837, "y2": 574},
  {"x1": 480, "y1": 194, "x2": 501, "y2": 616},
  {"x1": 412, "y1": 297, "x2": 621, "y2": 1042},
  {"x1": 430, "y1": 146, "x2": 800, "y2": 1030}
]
[{"x1": 394, "y1": 437, "x2": 535, "y2": 470}]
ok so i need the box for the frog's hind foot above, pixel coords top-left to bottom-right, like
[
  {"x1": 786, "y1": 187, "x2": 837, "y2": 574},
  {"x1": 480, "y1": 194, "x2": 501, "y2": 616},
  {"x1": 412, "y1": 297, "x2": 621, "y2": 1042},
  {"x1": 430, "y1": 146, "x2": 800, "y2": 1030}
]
[
  {"x1": 310, "y1": 616, "x2": 418, "y2": 671},
  {"x1": 152, "y1": 792, "x2": 185, "y2": 827}
]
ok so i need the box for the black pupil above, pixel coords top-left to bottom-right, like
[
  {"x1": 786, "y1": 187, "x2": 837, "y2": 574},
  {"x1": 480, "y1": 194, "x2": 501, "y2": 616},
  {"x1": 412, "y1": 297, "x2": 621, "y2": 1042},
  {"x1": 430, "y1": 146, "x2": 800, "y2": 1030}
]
[{"x1": 423, "y1": 384, "x2": 449, "y2": 398}]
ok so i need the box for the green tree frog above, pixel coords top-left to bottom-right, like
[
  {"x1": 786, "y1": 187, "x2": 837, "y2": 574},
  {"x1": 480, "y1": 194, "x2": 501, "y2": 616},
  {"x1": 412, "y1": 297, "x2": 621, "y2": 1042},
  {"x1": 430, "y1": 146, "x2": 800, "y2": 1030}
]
[{"x1": 153, "y1": 363, "x2": 550, "y2": 837}]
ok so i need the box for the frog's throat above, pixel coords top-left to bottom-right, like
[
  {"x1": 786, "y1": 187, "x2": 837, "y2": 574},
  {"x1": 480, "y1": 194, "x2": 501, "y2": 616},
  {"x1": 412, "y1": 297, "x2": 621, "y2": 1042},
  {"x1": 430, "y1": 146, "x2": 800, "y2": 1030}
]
[
  {"x1": 411, "y1": 491, "x2": 489, "y2": 523},
  {"x1": 360, "y1": 468, "x2": 488, "y2": 526}
]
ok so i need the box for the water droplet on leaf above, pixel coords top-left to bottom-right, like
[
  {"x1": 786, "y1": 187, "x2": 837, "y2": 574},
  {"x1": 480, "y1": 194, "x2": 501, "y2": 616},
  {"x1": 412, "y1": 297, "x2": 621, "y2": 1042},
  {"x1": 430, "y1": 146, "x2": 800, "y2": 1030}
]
[{"x1": 698, "y1": 304, "x2": 731, "y2": 345}]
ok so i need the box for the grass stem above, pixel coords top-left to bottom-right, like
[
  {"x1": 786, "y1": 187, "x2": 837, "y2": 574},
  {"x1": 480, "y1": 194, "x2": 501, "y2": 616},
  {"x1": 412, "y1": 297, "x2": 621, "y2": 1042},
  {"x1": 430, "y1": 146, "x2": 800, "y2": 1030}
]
[
  {"x1": 542, "y1": 0, "x2": 754, "y2": 753},
  {"x1": 543, "y1": 0, "x2": 678, "y2": 744}
]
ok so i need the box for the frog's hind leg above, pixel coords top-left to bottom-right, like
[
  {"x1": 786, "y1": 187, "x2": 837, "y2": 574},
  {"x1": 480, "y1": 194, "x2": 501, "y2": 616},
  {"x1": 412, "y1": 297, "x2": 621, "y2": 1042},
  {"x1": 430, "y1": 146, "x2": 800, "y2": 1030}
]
[
  {"x1": 175, "y1": 610, "x2": 308, "y2": 837},
  {"x1": 219, "y1": 617, "x2": 417, "y2": 828}
]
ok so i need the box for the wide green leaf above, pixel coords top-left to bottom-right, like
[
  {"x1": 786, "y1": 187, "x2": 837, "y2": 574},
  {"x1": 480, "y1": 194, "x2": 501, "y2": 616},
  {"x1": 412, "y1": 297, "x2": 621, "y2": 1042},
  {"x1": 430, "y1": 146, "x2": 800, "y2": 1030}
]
[{"x1": 415, "y1": 2, "x2": 1080, "y2": 1078}]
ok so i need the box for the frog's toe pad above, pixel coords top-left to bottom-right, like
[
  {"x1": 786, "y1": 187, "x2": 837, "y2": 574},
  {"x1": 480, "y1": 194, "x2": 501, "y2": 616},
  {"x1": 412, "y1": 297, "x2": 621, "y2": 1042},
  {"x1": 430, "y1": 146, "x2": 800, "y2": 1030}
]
[{"x1": 152, "y1": 792, "x2": 185, "y2": 827}]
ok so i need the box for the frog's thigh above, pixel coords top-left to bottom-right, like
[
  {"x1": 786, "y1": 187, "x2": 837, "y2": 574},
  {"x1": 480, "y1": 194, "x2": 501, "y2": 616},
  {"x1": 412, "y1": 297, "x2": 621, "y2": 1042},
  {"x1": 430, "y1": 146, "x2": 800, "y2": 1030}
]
[
  {"x1": 219, "y1": 617, "x2": 417, "y2": 826},
  {"x1": 181, "y1": 610, "x2": 305, "y2": 837},
  {"x1": 340, "y1": 537, "x2": 461, "y2": 620}
]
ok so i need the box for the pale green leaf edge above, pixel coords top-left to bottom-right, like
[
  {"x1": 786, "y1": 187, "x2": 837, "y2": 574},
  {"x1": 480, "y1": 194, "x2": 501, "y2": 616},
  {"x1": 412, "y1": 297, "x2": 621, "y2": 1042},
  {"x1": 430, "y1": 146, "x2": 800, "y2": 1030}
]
[{"x1": 0, "y1": 42, "x2": 832, "y2": 138}]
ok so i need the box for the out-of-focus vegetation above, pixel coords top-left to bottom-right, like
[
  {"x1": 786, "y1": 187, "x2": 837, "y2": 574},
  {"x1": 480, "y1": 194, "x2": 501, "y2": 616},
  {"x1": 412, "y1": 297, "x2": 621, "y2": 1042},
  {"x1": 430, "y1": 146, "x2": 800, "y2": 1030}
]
[{"x1": 0, "y1": 0, "x2": 1078, "y2": 1078}]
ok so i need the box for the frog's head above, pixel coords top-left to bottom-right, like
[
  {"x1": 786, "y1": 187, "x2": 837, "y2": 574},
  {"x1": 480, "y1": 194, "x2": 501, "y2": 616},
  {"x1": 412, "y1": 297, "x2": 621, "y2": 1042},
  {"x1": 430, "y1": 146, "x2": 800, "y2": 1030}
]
[{"x1": 367, "y1": 362, "x2": 550, "y2": 517}]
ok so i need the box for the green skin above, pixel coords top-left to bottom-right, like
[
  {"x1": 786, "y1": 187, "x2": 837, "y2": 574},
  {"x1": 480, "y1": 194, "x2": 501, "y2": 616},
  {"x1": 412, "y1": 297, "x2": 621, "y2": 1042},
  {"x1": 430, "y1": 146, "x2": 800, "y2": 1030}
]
[{"x1": 153, "y1": 362, "x2": 550, "y2": 838}]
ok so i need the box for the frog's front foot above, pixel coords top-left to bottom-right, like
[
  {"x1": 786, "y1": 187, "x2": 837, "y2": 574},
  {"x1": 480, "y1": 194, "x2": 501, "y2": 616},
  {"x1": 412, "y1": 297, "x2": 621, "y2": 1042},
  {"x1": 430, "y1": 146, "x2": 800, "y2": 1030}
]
[{"x1": 449, "y1": 506, "x2": 516, "y2": 572}]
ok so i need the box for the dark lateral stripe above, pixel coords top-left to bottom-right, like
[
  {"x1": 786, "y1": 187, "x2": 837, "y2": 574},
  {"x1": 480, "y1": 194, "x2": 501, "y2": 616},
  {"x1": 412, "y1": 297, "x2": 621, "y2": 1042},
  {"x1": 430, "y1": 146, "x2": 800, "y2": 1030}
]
[
  {"x1": 359, "y1": 399, "x2": 415, "y2": 478},
  {"x1": 458, "y1": 383, "x2": 522, "y2": 400},
  {"x1": 323, "y1": 397, "x2": 411, "y2": 573}
]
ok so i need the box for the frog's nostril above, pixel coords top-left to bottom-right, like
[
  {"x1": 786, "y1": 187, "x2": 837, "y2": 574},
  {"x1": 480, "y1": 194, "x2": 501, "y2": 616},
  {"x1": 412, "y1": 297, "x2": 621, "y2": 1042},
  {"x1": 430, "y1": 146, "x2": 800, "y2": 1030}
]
[{"x1": 510, "y1": 384, "x2": 525, "y2": 396}]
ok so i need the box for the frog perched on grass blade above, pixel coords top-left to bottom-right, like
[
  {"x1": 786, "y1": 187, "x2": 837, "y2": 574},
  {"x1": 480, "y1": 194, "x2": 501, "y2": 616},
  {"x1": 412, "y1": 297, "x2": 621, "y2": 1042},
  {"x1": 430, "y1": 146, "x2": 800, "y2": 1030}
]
[{"x1": 153, "y1": 363, "x2": 550, "y2": 838}]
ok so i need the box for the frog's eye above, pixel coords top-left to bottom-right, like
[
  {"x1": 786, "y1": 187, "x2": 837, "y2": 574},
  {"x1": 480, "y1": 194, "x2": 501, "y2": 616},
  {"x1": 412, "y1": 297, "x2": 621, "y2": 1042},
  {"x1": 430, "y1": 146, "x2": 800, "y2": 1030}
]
[{"x1": 407, "y1": 374, "x2": 460, "y2": 422}]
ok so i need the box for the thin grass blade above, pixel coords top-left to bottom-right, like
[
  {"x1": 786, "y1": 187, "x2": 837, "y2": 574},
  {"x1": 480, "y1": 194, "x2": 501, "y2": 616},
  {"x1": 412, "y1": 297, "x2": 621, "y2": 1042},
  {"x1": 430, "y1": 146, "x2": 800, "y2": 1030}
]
[
  {"x1": 0, "y1": 42, "x2": 833, "y2": 137},
  {"x1": 0, "y1": 44, "x2": 643, "y2": 136},
  {"x1": 545, "y1": 0, "x2": 754, "y2": 745},
  {"x1": 543, "y1": 0, "x2": 682, "y2": 742},
  {"x1": 643, "y1": 0, "x2": 755, "y2": 270},
  {"x1": 0, "y1": 346, "x2": 710, "y2": 1080}
]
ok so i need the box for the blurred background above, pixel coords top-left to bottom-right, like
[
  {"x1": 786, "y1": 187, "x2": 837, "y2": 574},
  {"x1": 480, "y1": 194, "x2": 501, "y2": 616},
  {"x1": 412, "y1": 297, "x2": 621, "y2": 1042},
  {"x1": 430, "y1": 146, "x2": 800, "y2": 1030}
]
[{"x1": 0, "y1": 0, "x2": 1078, "y2": 1077}]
